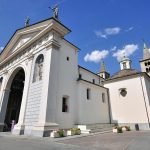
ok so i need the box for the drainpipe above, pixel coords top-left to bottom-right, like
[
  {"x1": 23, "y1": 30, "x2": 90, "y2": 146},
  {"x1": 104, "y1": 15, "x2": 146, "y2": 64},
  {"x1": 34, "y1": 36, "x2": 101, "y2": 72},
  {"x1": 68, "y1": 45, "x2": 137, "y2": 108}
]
[
  {"x1": 107, "y1": 89, "x2": 112, "y2": 124},
  {"x1": 139, "y1": 75, "x2": 150, "y2": 128}
]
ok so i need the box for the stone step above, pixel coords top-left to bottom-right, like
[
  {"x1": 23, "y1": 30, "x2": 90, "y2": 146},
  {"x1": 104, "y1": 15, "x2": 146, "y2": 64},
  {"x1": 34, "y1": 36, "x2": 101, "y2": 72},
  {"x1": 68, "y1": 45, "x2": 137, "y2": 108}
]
[
  {"x1": 86, "y1": 123, "x2": 115, "y2": 129},
  {"x1": 89, "y1": 127, "x2": 113, "y2": 133},
  {"x1": 76, "y1": 123, "x2": 115, "y2": 134}
]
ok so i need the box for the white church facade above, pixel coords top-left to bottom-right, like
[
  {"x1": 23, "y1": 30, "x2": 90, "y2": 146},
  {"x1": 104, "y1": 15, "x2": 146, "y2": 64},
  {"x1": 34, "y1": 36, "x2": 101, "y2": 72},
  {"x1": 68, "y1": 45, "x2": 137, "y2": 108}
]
[{"x1": 0, "y1": 17, "x2": 150, "y2": 137}]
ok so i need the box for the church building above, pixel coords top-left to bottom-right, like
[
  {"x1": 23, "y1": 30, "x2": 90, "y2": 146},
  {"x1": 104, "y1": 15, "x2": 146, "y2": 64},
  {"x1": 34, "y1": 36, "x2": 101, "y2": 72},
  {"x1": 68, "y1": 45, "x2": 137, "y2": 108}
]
[
  {"x1": 0, "y1": 16, "x2": 150, "y2": 137},
  {"x1": 105, "y1": 55, "x2": 150, "y2": 130}
]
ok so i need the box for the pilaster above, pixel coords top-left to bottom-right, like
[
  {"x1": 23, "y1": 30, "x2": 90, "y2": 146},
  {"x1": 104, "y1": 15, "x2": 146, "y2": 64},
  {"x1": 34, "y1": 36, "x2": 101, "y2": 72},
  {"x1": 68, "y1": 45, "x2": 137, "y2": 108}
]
[
  {"x1": 12, "y1": 53, "x2": 34, "y2": 135},
  {"x1": 31, "y1": 40, "x2": 60, "y2": 137},
  {"x1": 0, "y1": 89, "x2": 10, "y2": 131}
]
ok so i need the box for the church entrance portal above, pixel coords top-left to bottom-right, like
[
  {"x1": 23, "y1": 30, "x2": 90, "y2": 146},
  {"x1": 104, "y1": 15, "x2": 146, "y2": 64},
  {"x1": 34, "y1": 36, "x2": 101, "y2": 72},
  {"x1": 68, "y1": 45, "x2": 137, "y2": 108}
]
[{"x1": 4, "y1": 68, "x2": 25, "y2": 131}]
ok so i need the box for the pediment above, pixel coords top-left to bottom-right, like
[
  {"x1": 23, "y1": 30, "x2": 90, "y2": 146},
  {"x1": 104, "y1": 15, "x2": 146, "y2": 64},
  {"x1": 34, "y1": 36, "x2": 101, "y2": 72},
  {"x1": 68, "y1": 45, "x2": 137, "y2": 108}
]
[
  {"x1": 11, "y1": 31, "x2": 39, "y2": 53},
  {"x1": 0, "y1": 17, "x2": 71, "y2": 64},
  {"x1": 0, "y1": 20, "x2": 50, "y2": 62}
]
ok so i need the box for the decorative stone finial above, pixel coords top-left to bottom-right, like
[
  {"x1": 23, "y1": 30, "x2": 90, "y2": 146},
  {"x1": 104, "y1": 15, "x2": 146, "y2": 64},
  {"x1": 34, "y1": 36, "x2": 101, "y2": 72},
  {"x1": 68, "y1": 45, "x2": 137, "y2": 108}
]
[
  {"x1": 25, "y1": 17, "x2": 30, "y2": 27},
  {"x1": 49, "y1": 4, "x2": 59, "y2": 19}
]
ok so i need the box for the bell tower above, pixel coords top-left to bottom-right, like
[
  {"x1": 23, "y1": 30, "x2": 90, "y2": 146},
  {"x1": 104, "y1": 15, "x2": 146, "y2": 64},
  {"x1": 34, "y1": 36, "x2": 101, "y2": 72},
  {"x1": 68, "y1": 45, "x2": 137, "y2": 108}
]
[
  {"x1": 98, "y1": 61, "x2": 110, "y2": 79},
  {"x1": 120, "y1": 55, "x2": 132, "y2": 70},
  {"x1": 140, "y1": 43, "x2": 150, "y2": 76}
]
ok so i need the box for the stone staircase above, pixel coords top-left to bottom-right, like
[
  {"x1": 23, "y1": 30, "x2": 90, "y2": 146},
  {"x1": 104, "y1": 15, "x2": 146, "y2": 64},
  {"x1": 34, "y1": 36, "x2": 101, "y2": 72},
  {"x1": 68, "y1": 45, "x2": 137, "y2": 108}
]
[{"x1": 76, "y1": 123, "x2": 115, "y2": 134}]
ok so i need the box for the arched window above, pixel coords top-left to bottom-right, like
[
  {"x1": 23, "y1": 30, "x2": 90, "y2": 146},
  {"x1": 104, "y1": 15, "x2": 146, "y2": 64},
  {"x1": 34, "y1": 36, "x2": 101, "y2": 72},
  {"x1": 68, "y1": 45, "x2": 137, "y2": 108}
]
[{"x1": 33, "y1": 54, "x2": 44, "y2": 82}]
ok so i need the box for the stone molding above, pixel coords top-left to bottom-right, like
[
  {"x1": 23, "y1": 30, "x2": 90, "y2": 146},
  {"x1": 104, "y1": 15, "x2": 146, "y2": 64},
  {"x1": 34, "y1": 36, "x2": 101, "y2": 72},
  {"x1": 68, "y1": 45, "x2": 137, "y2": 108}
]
[
  {"x1": 45, "y1": 39, "x2": 60, "y2": 50},
  {"x1": 0, "y1": 33, "x2": 51, "y2": 72}
]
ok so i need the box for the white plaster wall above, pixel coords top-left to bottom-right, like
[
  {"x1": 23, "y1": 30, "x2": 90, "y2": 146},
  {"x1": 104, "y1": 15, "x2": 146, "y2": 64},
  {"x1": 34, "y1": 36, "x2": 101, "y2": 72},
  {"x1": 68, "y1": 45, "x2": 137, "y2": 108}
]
[
  {"x1": 77, "y1": 81, "x2": 110, "y2": 124},
  {"x1": 79, "y1": 68, "x2": 101, "y2": 85},
  {"x1": 105, "y1": 77, "x2": 149, "y2": 124},
  {"x1": 140, "y1": 61, "x2": 146, "y2": 72},
  {"x1": 24, "y1": 81, "x2": 42, "y2": 125},
  {"x1": 141, "y1": 76, "x2": 150, "y2": 124},
  {"x1": 54, "y1": 40, "x2": 78, "y2": 128},
  {"x1": 24, "y1": 51, "x2": 45, "y2": 134}
]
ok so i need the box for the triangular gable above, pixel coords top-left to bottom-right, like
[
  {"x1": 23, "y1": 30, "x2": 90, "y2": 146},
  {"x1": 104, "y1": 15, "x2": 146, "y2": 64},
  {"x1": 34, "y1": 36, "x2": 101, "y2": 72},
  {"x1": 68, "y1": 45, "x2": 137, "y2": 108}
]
[
  {"x1": 11, "y1": 31, "x2": 39, "y2": 53},
  {"x1": 0, "y1": 17, "x2": 71, "y2": 63},
  {"x1": 0, "y1": 19, "x2": 51, "y2": 61}
]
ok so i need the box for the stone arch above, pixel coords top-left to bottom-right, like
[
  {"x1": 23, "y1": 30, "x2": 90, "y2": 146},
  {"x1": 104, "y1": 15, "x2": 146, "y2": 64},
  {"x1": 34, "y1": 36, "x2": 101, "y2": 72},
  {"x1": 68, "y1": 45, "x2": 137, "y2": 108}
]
[
  {"x1": 0, "y1": 66, "x2": 26, "y2": 131},
  {"x1": 4, "y1": 65, "x2": 27, "y2": 91}
]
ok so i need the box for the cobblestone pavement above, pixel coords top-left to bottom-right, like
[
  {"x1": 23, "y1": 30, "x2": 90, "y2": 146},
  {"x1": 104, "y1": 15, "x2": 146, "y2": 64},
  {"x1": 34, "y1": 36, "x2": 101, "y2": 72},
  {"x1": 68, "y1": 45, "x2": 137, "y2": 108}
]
[
  {"x1": 0, "y1": 131, "x2": 150, "y2": 150},
  {"x1": 58, "y1": 131, "x2": 150, "y2": 150}
]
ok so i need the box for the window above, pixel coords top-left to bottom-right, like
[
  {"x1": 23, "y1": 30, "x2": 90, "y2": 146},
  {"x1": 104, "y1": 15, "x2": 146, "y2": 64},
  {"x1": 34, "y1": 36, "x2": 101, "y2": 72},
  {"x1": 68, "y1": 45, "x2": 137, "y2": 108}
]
[
  {"x1": 148, "y1": 62, "x2": 150, "y2": 65},
  {"x1": 93, "y1": 79, "x2": 95, "y2": 84},
  {"x1": 146, "y1": 68, "x2": 149, "y2": 72},
  {"x1": 119, "y1": 88, "x2": 127, "y2": 97},
  {"x1": 123, "y1": 62, "x2": 127, "y2": 69},
  {"x1": 79, "y1": 74, "x2": 82, "y2": 79},
  {"x1": 102, "y1": 93, "x2": 105, "y2": 103},
  {"x1": 33, "y1": 54, "x2": 44, "y2": 82},
  {"x1": 67, "y1": 57, "x2": 70, "y2": 61},
  {"x1": 62, "y1": 97, "x2": 69, "y2": 112},
  {"x1": 145, "y1": 62, "x2": 148, "y2": 66},
  {"x1": 87, "y1": 88, "x2": 91, "y2": 100}
]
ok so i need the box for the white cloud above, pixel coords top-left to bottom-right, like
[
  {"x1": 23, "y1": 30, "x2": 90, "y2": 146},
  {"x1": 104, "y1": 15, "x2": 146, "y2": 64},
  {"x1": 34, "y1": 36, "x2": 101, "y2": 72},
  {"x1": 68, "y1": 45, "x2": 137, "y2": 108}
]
[
  {"x1": 113, "y1": 44, "x2": 138, "y2": 61},
  {"x1": 95, "y1": 27, "x2": 121, "y2": 39},
  {"x1": 84, "y1": 50, "x2": 109, "y2": 63},
  {"x1": 105, "y1": 27, "x2": 121, "y2": 35},
  {"x1": 0, "y1": 47, "x2": 4, "y2": 51},
  {"x1": 110, "y1": 46, "x2": 117, "y2": 52},
  {"x1": 125, "y1": 27, "x2": 134, "y2": 32},
  {"x1": 95, "y1": 31, "x2": 108, "y2": 39}
]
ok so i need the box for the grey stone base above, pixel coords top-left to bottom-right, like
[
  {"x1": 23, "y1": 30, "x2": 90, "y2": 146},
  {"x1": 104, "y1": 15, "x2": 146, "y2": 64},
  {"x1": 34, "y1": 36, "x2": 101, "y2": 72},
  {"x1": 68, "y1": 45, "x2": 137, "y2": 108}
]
[
  {"x1": 31, "y1": 129, "x2": 52, "y2": 137},
  {"x1": 24, "y1": 123, "x2": 59, "y2": 137},
  {"x1": 118, "y1": 123, "x2": 150, "y2": 131},
  {"x1": 12, "y1": 124, "x2": 25, "y2": 135},
  {"x1": 0, "y1": 123, "x2": 4, "y2": 132},
  {"x1": 12, "y1": 128, "x2": 24, "y2": 135}
]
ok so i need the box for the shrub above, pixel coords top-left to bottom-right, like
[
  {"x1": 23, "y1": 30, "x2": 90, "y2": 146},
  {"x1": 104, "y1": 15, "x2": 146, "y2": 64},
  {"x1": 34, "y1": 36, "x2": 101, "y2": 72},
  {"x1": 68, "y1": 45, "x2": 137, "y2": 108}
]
[
  {"x1": 113, "y1": 126, "x2": 118, "y2": 129},
  {"x1": 113, "y1": 126, "x2": 123, "y2": 133},
  {"x1": 71, "y1": 128, "x2": 81, "y2": 135},
  {"x1": 117, "y1": 127, "x2": 123, "y2": 133},
  {"x1": 57, "y1": 129, "x2": 64, "y2": 137},
  {"x1": 125, "y1": 126, "x2": 131, "y2": 131}
]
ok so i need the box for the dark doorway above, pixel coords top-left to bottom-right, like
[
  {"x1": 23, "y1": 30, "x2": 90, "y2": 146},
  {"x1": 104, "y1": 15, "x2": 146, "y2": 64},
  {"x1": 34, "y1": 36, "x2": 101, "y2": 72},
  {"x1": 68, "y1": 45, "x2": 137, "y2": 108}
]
[{"x1": 4, "y1": 69, "x2": 25, "y2": 131}]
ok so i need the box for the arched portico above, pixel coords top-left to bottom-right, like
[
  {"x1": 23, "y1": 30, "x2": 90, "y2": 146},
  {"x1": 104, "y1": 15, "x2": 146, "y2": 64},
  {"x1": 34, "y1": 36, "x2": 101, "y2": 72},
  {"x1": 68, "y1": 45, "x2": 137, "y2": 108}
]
[{"x1": 0, "y1": 67, "x2": 26, "y2": 132}]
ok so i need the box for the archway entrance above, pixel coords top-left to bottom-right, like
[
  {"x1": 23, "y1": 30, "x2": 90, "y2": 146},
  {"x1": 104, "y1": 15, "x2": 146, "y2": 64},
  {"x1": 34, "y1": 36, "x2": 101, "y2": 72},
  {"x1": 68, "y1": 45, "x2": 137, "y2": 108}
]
[{"x1": 4, "y1": 68, "x2": 25, "y2": 131}]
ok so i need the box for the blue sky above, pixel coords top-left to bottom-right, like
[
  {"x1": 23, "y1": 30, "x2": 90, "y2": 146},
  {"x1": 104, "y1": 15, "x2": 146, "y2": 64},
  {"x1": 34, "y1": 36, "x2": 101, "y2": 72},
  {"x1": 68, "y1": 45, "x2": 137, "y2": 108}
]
[{"x1": 0, "y1": 0, "x2": 150, "y2": 75}]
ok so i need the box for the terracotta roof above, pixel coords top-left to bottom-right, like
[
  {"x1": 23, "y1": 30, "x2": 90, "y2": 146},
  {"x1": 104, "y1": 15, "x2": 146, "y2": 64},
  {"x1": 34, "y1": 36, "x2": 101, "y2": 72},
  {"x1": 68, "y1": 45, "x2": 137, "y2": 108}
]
[{"x1": 110, "y1": 69, "x2": 139, "y2": 79}]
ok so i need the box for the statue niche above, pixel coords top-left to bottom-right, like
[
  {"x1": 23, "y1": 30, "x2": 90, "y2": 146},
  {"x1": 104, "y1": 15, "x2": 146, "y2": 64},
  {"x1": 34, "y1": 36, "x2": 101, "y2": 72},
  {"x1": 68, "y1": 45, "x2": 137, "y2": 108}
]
[{"x1": 33, "y1": 54, "x2": 44, "y2": 83}]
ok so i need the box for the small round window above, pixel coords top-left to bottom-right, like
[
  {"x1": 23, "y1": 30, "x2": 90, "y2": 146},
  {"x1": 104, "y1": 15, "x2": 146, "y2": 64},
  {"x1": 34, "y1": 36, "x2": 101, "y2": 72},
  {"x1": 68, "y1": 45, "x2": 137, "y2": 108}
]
[{"x1": 119, "y1": 88, "x2": 127, "y2": 97}]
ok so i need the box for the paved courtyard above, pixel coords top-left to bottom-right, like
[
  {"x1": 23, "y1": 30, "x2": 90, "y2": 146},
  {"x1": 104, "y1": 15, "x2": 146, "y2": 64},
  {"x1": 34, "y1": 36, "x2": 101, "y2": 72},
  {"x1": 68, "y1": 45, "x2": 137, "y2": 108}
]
[{"x1": 0, "y1": 131, "x2": 150, "y2": 150}]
